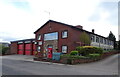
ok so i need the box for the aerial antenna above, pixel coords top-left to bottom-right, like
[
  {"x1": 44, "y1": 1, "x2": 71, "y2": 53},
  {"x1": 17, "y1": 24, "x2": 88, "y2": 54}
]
[
  {"x1": 44, "y1": 10, "x2": 50, "y2": 21},
  {"x1": 44, "y1": 10, "x2": 51, "y2": 30}
]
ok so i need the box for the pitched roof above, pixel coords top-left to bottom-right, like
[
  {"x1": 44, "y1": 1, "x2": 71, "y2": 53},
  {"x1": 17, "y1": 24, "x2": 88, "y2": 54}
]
[
  {"x1": 11, "y1": 38, "x2": 35, "y2": 43},
  {"x1": 34, "y1": 20, "x2": 109, "y2": 40}
]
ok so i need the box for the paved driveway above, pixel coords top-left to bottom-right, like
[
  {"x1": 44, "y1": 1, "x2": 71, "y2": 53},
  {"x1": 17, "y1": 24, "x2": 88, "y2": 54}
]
[{"x1": 1, "y1": 54, "x2": 119, "y2": 75}]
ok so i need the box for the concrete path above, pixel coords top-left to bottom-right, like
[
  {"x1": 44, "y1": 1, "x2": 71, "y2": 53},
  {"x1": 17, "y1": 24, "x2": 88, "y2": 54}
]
[{"x1": 2, "y1": 55, "x2": 34, "y2": 61}]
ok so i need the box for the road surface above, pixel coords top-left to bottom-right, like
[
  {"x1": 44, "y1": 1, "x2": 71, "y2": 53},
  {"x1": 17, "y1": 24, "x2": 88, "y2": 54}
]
[{"x1": 1, "y1": 54, "x2": 119, "y2": 75}]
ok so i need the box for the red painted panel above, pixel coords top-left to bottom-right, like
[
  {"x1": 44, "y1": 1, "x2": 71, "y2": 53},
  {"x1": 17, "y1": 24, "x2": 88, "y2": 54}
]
[
  {"x1": 18, "y1": 51, "x2": 23, "y2": 54},
  {"x1": 25, "y1": 44, "x2": 31, "y2": 49},
  {"x1": 25, "y1": 51, "x2": 31, "y2": 55},
  {"x1": 18, "y1": 44, "x2": 23, "y2": 49}
]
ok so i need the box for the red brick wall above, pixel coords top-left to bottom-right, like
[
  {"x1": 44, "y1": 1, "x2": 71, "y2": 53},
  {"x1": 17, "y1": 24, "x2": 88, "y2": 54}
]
[
  {"x1": 10, "y1": 42, "x2": 18, "y2": 54},
  {"x1": 35, "y1": 21, "x2": 83, "y2": 57}
]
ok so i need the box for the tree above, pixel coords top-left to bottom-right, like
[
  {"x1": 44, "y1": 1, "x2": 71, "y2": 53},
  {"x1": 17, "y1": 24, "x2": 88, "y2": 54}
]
[
  {"x1": 118, "y1": 40, "x2": 120, "y2": 50},
  {"x1": 0, "y1": 44, "x2": 9, "y2": 55},
  {"x1": 108, "y1": 31, "x2": 116, "y2": 49},
  {"x1": 80, "y1": 31, "x2": 91, "y2": 46}
]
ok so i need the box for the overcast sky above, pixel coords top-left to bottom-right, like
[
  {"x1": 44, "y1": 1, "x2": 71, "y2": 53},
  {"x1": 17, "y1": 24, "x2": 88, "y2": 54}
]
[{"x1": 0, "y1": 0, "x2": 119, "y2": 43}]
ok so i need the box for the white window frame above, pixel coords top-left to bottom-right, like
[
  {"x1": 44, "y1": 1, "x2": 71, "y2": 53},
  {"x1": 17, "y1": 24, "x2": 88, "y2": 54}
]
[
  {"x1": 62, "y1": 31, "x2": 68, "y2": 38},
  {"x1": 96, "y1": 36, "x2": 99, "y2": 43},
  {"x1": 38, "y1": 41, "x2": 42, "y2": 45},
  {"x1": 62, "y1": 45, "x2": 67, "y2": 53},
  {"x1": 37, "y1": 34, "x2": 41, "y2": 40},
  {"x1": 34, "y1": 42, "x2": 37, "y2": 44},
  {"x1": 91, "y1": 35, "x2": 95, "y2": 42},
  {"x1": 37, "y1": 46, "x2": 41, "y2": 52},
  {"x1": 100, "y1": 37, "x2": 103, "y2": 44},
  {"x1": 104, "y1": 39, "x2": 106, "y2": 44}
]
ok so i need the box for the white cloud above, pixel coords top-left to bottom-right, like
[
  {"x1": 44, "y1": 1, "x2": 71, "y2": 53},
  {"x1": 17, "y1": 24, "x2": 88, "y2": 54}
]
[
  {"x1": 0, "y1": 1, "x2": 35, "y2": 40},
  {"x1": 0, "y1": 0, "x2": 118, "y2": 42}
]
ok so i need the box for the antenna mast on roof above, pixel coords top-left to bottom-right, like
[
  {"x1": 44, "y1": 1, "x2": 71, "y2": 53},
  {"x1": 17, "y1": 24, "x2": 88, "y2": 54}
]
[
  {"x1": 44, "y1": 10, "x2": 50, "y2": 21},
  {"x1": 44, "y1": 10, "x2": 51, "y2": 30}
]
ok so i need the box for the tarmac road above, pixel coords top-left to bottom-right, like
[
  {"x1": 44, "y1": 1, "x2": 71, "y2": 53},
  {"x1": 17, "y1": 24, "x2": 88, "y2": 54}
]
[{"x1": 1, "y1": 54, "x2": 119, "y2": 75}]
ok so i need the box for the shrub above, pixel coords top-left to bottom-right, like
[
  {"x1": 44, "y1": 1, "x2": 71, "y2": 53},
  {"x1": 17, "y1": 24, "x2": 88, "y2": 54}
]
[
  {"x1": 2, "y1": 47, "x2": 9, "y2": 55},
  {"x1": 0, "y1": 45, "x2": 9, "y2": 55},
  {"x1": 70, "y1": 51, "x2": 78, "y2": 55},
  {"x1": 60, "y1": 54, "x2": 87, "y2": 59},
  {"x1": 34, "y1": 51, "x2": 38, "y2": 55},
  {"x1": 60, "y1": 54, "x2": 87, "y2": 64},
  {"x1": 88, "y1": 54, "x2": 100, "y2": 59},
  {"x1": 60, "y1": 54, "x2": 70, "y2": 58},
  {"x1": 94, "y1": 47, "x2": 103, "y2": 54},
  {"x1": 76, "y1": 46, "x2": 82, "y2": 51},
  {"x1": 76, "y1": 46, "x2": 103, "y2": 56}
]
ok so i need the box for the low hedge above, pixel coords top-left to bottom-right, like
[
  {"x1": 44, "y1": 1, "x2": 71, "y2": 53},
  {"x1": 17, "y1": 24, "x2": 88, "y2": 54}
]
[
  {"x1": 60, "y1": 54, "x2": 87, "y2": 59},
  {"x1": 88, "y1": 54, "x2": 100, "y2": 59},
  {"x1": 70, "y1": 51, "x2": 78, "y2": 55},
  {"x1": 76, "y1": 46, "x2": 103, "y2": 56},
  {"x1": 60, "y1": 54, "x2": 88, "y2": 64}
]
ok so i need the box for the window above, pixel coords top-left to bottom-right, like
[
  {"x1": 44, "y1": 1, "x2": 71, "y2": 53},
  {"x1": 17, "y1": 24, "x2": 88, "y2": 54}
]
[
  {"x1": 109, "y1": 41, "x2": 110, "y2": 45},
  {"x1": 62, "y1": 45, "x2": 67, "y2": 53},
  {"x1": 38, "y1": 41, "x2": 42, "y2": 45},
  {"x1": 100, "y1": 37, "x2": 103, "y2": 43},
  {"x1": 104, "y1": 39, "x2": 106, "y2": 44},
  {"x1": 91, "y1": 35, "x2": 95, "y2": 42},
  {"x1": 37, "y1": 34, "x2": 41, "y2": 40},
  {"x1": 62, "y1": 31, "x2": 68, "y2": 38},
  {"x1": 107, "y1": 40, "x2": 109, "y2": 45},
  {"x1": 34, "y1": 42, "x2": 37, "y2": 44},
  {"x1": 44, "y1": 32, "x2": 58, "y2": 41},
  {"x1": 25, "y1": 41, "x2": 31, "y2": 43},
  {"x1": 37, "y1": 46, "x2": 41, "y2": 52},
  {"x1": 18, "y1": 41, "x2": 23, "y2": 44},
  {"x1": 96, "y1": 36, "x2": 99, "y2": 43},
  {"x1": 111, "y1": 41, "x2": 113, "y2": 45}
]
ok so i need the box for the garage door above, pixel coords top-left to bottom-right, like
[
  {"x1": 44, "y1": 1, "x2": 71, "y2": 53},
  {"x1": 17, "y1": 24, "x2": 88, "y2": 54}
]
[
  {"x1": 18, "y1": 44, "x2": 24, "y2": 54},
  {"x1": 25, "y1": 44, "x2": 31, "y2": 55},
  {"x1": 32, "y1": 44, "x2": 35, "y2": 55}
]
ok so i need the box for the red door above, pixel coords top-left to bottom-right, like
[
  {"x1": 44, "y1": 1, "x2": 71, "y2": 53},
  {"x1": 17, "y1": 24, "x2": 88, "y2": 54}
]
[
  {"x1": 47, "y1": 48, "x2": 52, "y2": 59},
  {"x1": 18, "y1": 44, "x2": 24, "y2": 54},
  {"x1": 25, "y1": 44, "x2": 31, "y2": 55},
  {"x1": 32, "y1": 44, "x2": 35, "y2": 55}
]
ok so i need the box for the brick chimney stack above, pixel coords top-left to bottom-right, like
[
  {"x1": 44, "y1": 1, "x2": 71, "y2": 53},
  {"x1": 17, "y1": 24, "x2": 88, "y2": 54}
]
[
  {"x1": 92, "y1": 29, "x2": 94, "y2": 33},
  {"x1": 75, "y1": 25, "x2": 83, "y2": 29}
]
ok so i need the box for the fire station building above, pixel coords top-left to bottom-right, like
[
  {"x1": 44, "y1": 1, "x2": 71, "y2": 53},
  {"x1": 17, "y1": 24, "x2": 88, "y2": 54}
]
[
  {"x1": 10, "y1": 20, "x2": 114, "y2": 57},
  {"x1": 10, "y1": 39, "x2": 35, "y2": 55}
]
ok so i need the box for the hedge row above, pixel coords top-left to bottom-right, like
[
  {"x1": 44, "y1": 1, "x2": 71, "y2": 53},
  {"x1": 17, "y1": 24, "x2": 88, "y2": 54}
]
[{"x1": 76, "y1": 46, "x2": 103, "y2": 56}]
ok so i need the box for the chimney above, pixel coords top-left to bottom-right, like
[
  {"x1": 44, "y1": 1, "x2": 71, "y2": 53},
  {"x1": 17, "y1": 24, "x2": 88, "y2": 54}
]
[
  {"x1": 75, "y1": 25, "x2": 83, "y2": 29},
  {"x1": 92, "y1": 29, "x2": 94, "y2": 33}
]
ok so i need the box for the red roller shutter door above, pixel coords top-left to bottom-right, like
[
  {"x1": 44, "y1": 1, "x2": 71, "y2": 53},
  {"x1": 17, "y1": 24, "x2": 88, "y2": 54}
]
[
  {"x1": 32, "y1": 44, "x2": 35, "y2": 55},
  {"x1": 25, "y1": 44, "x2": 31, "y2": 55},
  {"x1": 18, "y1": 44, "x2": 24, "y2": 54}
]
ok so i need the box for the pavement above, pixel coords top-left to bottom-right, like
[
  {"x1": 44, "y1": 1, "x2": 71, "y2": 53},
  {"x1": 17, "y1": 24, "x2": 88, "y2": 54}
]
[
  {"x1": 2, "y1": 54, "x2": 66, "y2": 66},
  {"x1": 1, "y1": 54, "x2": 119, "y2": 75}
]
